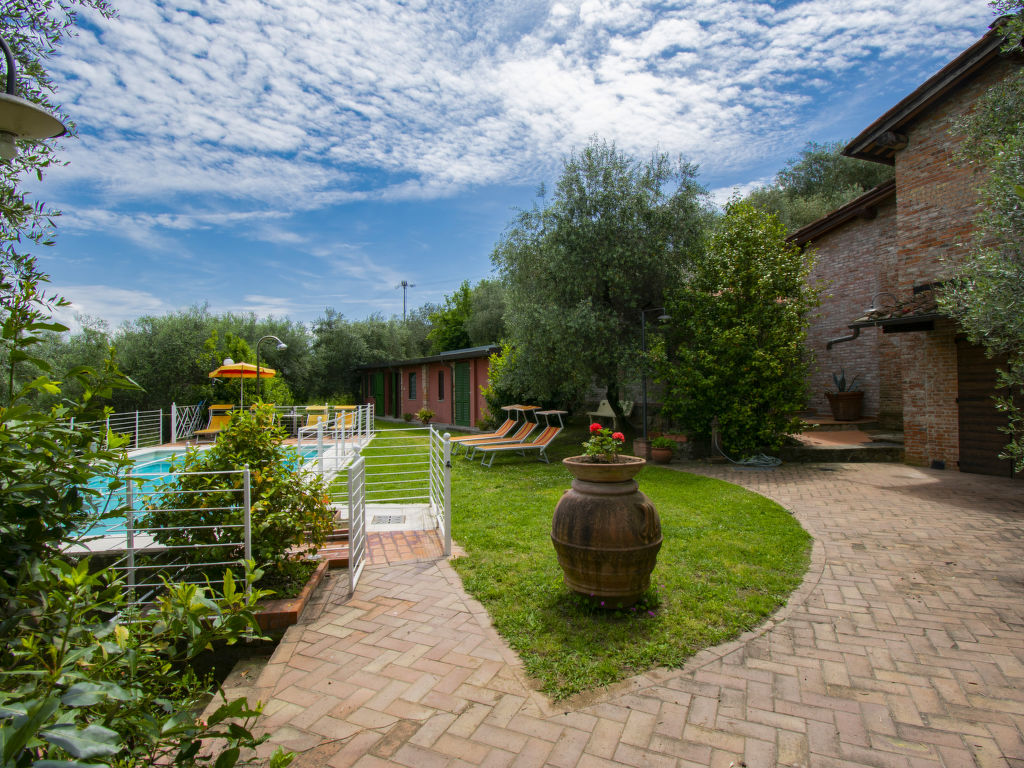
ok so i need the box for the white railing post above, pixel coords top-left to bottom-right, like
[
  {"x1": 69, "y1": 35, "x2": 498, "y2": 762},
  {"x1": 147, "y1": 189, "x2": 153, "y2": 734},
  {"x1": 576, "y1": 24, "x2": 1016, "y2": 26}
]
[
  {"x1": 125, "y1": 470, "x2": 136, "y2": 597},
  {"x1": 105, "y1": 415, "x2": 110, "y2": 449},
  {"x1": 134, "y1": 410, "x2": 140, "y2": 449},
  {"x1": 443, "y1": 433, "x2": 452, "y2": 557},
  {"x1": 317, "y1": 422, "x2": 324, "y2": 475},
  {"x1": 243, "y1": 465, "x2": 252, "y2": 598}
]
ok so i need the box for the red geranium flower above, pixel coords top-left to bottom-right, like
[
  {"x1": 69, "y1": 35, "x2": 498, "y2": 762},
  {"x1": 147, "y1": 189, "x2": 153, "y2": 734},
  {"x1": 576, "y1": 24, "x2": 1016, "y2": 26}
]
[
  {"x1": 589, "y1": 422, "x2": 603, "y2": 433},
  {"x1": 612, "y1": 432, "x2": 625, "y2": 442}
]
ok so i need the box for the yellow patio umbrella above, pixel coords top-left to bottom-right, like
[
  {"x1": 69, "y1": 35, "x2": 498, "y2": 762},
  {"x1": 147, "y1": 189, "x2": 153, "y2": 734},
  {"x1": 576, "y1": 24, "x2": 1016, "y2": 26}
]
[{"x1": 208, "y1": 358, "x2": 276, "y2": 408}]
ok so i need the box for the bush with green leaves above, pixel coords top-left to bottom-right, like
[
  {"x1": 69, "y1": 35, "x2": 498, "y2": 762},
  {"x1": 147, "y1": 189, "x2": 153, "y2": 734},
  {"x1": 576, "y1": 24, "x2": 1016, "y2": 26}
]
[
  {"x1": 142, "y1": 403, "x2": 334, "y2": 571},
  {"x1": 0, "y1": 255, "x2": 293, "y2": 766},
  {"x1": 654, "y1": 200, "x2": 818, "y2": 458},
  {"x1": 0, "y1": 558, "x2": 293, "y2": 768}
]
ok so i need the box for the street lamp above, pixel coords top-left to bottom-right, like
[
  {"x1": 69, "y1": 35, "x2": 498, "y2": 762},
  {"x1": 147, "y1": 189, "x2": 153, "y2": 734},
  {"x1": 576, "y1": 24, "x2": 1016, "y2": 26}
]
[
  {"x1": 0, "y1": 35, "x2": 66, "y2": 161},
  {"x1": 255, "y1": 336, "x2": 287, "y2": 401},
  {"x1": 640, "y1": 307, "x2": 671, "y2": 441}
]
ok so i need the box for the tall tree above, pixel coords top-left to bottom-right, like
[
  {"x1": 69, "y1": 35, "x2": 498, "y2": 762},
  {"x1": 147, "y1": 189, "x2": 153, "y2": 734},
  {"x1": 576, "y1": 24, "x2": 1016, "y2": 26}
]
[
  {"x1": 492, "y1": 138, "x2": 710, "y2": 424},
  {"x1": 745, "y1": 140, "x2": 894, "y2": 232},
  {"x1": 466, "y1": 279, "x2": 506, "y2": 346},
  {"x1": 655, "y1": 200, "x2": 818, "y2": 458},
  {"x1": 427, "y1": 281, "x2": 473, "y2": 353},
  {"x1": 939, "y1": 3, "x2": 1024, "y2": 470},
  {"x1": 309, "y1": 307, "x2": 369, "y2": 400}
]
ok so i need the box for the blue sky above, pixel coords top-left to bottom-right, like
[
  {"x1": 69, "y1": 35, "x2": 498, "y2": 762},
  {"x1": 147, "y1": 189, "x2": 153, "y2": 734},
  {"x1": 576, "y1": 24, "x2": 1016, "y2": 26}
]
[{"x1": 32, "y1": 0, "x2": 994, "y2": 330}]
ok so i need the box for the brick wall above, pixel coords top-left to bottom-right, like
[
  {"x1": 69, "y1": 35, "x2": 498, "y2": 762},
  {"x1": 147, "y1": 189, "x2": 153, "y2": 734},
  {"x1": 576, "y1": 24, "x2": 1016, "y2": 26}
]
[
  {"x1": 804, "y1": 56, "x2": 1017, "y2": 469},
  {"x1": 901, "y1": 319, "x2": 961, "y2": 466},
  {"x1": 804, "y1": 195, "x2": 899, "y2": 425},
  {"x1": 889, "y1": 59, "x2": 1015, "y2": 466}
]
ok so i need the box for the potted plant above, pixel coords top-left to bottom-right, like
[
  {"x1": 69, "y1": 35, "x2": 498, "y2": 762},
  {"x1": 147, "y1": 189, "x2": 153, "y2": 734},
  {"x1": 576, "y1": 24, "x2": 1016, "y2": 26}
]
[
  {"x1": 826, "y1": 368, "x2": 864, "y2": 421},
  {"x1": 416, "y1": 407, "x2": 434, "y2": 425},
  {"x1": 551, "y1": 423, "x2": 662, "y2": 608},
  {"x1": 650, "y1": 435, "x2": 675, "y2": 464}
]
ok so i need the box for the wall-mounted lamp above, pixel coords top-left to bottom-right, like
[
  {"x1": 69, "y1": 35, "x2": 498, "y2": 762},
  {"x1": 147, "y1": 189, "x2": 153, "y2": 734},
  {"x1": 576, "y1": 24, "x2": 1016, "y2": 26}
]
[
  {"x1": 0, "y1": 36, "x2": 67, "y2": 161},
  {"x1": 864, "y1": 292, "x2": 898, "y2": 315}
]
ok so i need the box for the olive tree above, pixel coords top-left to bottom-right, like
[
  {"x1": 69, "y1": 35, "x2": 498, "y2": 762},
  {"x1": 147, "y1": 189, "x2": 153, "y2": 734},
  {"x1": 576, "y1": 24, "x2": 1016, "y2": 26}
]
[
  {"x1": 745, "y1": 140, "x2": 894, "y2": 233},
  {"x1": 492, "y1": 138, "x2": 710, "y2": 424}
]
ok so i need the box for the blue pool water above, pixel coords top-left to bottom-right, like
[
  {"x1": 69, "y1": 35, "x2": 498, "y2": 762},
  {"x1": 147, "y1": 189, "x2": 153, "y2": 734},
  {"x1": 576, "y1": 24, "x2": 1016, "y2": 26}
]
[{"x1": 81, "y1": 446, "x2": 322, "y2": 537}]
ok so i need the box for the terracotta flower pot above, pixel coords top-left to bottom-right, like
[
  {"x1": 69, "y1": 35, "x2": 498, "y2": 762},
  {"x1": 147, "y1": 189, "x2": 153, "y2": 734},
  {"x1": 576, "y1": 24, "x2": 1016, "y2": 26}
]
[
  {"x1": 551, "y1": 456, "x2": 662, "y2": 608},
  {"x1": 650, "y1": 447, "x2": 673, "y2": 464}
]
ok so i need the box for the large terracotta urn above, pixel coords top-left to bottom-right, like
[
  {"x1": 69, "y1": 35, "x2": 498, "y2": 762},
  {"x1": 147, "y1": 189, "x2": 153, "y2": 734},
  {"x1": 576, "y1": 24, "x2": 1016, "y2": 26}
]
[{"x1": 551, "y1": 455, "x2": 662, "y2": 608}]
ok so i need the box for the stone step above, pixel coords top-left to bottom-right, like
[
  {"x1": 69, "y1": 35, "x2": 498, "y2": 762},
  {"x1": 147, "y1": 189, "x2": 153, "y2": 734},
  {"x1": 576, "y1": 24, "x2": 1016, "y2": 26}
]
[
  {"x1": 799, "y1": 415, "x2": 880, "y2": 432},
  {"x1": 779, "y1": 442, "x2": 905, "y2": 463}
]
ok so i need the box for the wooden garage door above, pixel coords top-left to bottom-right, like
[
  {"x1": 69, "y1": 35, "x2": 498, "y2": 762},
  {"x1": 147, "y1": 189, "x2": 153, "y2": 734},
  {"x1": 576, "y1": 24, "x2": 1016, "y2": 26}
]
[{"x1": 956, "y1": 340, "x2": 1019, "y2": 478}]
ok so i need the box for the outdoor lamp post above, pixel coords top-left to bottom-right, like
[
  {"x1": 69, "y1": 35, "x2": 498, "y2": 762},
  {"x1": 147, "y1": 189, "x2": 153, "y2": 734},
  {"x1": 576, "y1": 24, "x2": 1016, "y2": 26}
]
[
  {"x1": 640, "y1": 307, "x2": 671, "y2": 441},
  {"x1": 0, "y1": 35, "x2": 66, "y2": 161},
  {"x1": 256, "y1": 336, "x2": 287, "y2": 401}
]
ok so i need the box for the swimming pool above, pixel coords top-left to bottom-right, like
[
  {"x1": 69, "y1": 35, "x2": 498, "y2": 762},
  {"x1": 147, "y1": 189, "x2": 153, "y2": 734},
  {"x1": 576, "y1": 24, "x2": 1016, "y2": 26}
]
[{"x1": 80, "y1": 445, "x2": 323, "y2": 537}]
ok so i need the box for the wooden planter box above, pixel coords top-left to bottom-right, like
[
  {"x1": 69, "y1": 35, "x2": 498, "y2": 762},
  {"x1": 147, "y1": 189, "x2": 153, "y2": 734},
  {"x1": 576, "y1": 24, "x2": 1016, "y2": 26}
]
[
  {"x1": 254, "y1": 559, "x2": 329, "y2": 632},
  {"x1": 826, "y1": 391, "x2": 864, "y2": 421}
]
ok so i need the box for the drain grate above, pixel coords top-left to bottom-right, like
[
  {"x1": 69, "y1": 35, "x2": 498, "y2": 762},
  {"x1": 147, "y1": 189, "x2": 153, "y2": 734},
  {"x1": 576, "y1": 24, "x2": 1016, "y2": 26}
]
[{"x1": 371, "y1": 515, "x2": 406, "y2": 525}]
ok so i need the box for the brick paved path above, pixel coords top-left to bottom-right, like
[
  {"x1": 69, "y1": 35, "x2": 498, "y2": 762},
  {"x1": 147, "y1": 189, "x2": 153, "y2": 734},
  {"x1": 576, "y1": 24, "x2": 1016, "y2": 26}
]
[{"x1": 225, "y1": 463, "x2": 1024, "y2": 767}]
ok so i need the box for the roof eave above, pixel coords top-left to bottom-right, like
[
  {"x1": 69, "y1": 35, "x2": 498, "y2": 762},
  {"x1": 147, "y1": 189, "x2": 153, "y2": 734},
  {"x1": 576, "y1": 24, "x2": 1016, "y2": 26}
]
[
  {"x1": 787, "y1": 179, "x2": 897, "y2": 246},
  {"x1": 843, "y1": 18, "x2": 1013, "y2": 164}
]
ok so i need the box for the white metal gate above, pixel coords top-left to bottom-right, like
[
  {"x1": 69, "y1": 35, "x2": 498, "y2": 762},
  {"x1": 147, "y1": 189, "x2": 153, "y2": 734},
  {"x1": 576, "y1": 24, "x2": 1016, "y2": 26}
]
[
  {"x1": 347, "y1": 454, "x2": 367, "y2": 595},
  {"x1": 429, "y1": 429, "x2": 452, "y2": 557}
]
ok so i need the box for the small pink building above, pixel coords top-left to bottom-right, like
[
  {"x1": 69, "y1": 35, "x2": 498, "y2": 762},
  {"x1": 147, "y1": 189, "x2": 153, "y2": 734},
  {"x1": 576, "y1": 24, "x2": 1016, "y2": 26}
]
[{"x1": 358, "y1": 345, "x2": 499, "y2": 428}]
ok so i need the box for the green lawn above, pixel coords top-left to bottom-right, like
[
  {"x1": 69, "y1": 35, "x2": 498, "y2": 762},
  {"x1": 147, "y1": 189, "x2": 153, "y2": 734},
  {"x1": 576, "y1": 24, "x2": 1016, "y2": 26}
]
[{"x1": 447, "y1": 426, "x2": 811, "y2": 701}]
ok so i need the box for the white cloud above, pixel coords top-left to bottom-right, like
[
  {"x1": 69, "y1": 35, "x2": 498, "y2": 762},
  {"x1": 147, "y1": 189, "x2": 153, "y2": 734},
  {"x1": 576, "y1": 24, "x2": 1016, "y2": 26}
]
[
  {"x1": 43, "y1": 0, "x2": 991, "y2": 238},
  {"x1": 52, "y1": 284, "x2": 173, "y2": 330},
  {"x1": 709, "y1": 177, "x2": 773, "y2": 208}
]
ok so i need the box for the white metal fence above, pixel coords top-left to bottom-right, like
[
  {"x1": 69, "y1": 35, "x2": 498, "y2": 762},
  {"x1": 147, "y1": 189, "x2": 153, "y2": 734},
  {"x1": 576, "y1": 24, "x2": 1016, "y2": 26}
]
[
  {"x1": 72, "y1": 410, "x2": 165, "y2": 450},
  {"x1": 70, "y1": 468, "x2": 253, "y2": 606},
  {"x1": 429, "y1": 429, "x2": 453, "y2": 557},
  {"x1": 347, "y1": 455, "x2": 367, "y2": 595}
]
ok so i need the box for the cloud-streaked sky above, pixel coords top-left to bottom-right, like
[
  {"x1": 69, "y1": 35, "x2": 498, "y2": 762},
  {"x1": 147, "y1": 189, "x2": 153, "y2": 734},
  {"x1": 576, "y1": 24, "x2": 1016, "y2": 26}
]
[{"x1": 35, "y1": 0, "x2": 993, "y2": 329}]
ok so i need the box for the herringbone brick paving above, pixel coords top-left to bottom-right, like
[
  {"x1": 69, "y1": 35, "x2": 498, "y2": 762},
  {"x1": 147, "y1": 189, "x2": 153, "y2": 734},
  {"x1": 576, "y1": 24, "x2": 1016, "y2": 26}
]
[{"x1": 223, "y1": 463, "x2": 1024, "y2": 767}]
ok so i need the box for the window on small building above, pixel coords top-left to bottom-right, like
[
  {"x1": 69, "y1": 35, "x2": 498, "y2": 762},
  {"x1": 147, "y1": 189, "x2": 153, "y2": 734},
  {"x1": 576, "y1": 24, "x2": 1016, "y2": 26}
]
[
  {"x1": 408, "y1": 371, "x2": 417, "y2": 400},
  {"x1": 438, "y1": 370, "x2": 445, "y2": 400}
]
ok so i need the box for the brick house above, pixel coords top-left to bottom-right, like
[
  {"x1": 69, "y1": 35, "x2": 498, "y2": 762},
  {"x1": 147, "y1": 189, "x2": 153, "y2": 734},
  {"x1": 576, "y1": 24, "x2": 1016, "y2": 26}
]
[
  {"x1": 358, "y1": 345, "x2": 499, "y2": 429},
  {"x1": 791, "y1": 19, "x2": 1020, "y2": 478}
]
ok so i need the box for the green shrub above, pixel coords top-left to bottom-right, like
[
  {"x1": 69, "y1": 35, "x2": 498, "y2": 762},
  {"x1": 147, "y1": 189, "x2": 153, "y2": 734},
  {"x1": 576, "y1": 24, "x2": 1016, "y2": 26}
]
[
  {"x1": 416, "y1": 407, "x2": 435, "y2": 425},
  {"x1": 0, "y1": 558, "x2": 291, "y2": 767},
  {"x1": 403, "y1": 412, "x2": 414, "y2": 422},
  {"x1": 655, "y1": 201, "x2": 818, "y2": 458},
  {"x1": 142, "y1": 404, "x2": 333, "y2": 573},
  {"x1": 651, "y1": 436, "x2": 676, "y2": 450},
  {"x1": 0, "y1": 252, "x2": 292, "y2": 767}
]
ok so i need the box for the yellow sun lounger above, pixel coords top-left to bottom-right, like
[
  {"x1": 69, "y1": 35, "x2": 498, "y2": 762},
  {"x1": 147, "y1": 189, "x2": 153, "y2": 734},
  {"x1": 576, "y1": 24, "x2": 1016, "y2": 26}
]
[
  {"x1": 473, "y1": 410, "x2": 567, "y2": 467},
  {"x1": 193, "y1": 404, "x2": 235, "y2": 442},
  {"x1": 298, "y1": 406, "x2": 330, "y2": 441}
]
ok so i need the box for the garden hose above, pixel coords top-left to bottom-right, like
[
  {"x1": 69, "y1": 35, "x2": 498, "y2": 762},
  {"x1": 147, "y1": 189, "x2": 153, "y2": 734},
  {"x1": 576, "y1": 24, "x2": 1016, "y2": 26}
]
[{"x1": 711, "y1": 418, "x2": 782, "y2": 469}]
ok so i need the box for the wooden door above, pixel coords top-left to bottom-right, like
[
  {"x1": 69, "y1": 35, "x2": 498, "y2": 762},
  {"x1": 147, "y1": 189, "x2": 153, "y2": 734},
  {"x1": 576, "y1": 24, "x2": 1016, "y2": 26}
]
[
  {"x1": 956, "y1": 340, "x2": 1019, "y2": 478},
  {"x1": 454, "y1": 362, "x2": 470, "y2": 427},
  {"x1": 372, "y1": 373, "x2": 384, "y2": 413}
]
